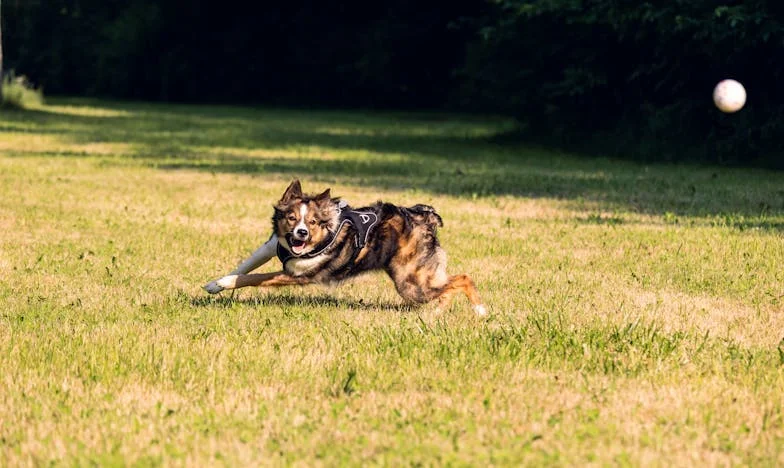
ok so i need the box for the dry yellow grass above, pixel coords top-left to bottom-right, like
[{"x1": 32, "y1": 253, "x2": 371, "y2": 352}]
[{"x1": 0, "y1": 98, "x2": 783, "y2": 465}]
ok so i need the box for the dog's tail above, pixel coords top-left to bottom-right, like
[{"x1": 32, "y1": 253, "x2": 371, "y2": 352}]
[{"x1": 407, "y1": 204, "x2": 444, "y2": 229}]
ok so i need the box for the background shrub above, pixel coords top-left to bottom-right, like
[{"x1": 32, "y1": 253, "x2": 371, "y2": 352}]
[{"x1": 1, "y1": 73, "x2": 44, "y2": 109}]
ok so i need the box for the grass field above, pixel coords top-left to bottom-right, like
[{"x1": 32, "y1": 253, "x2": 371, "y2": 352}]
[{"x1": 1, "y1": 98, "x2": 783, "y2": 465}]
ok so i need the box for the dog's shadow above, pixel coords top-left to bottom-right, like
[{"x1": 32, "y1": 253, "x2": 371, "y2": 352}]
[{"x1": 190, "y1": 291, "x2": 418, "y2": 313}]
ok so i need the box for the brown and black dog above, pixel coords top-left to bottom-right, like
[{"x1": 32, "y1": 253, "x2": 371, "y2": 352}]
[{"x1": 204, "y1": 180, "x2": 486, "y2": 315}]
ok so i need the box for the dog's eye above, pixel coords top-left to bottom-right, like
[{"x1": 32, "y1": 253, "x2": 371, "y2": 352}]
[
  {"x1": 287, "y1": 214, "x2": 297, "y2": 222},
  {"x1": 309, "y1": 219, "x2": 317, "y2": 226}
]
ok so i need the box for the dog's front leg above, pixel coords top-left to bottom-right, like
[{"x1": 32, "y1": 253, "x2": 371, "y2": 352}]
[
  {"x1": 203, "y1": 234, "x2": 279, "y2": 294},
  {"x1": 214, "y1": 271, "x2": 311, "y2": 290}
]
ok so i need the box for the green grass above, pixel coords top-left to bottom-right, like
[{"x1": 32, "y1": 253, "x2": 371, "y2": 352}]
[
  {"x1": 1, "y1": 74, "x2": 44, "y2": 109},
  {"x1": 1, "y1": 98, "x2": 784, "y2": 465}
]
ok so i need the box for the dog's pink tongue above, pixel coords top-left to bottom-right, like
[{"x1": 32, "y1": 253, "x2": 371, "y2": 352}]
[{"x1": 291, "y1": 243, "x2": 305, "y2": 254}]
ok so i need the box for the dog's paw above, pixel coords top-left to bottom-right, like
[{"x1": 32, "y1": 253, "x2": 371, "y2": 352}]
[
  {"x1": 215, "y1": 275, "x2": 238, "y2": 289},
  {"x1": 203, "y1": 280, "x2": 225, "y2": 294},
  {"x1": 473, "y1": 304, "x2": 488, "y2": 317}
]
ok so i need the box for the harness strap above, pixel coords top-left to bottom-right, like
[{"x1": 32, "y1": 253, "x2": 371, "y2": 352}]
[{"x1": 277, "y1": 204, "x2": 379, "y2": 265}]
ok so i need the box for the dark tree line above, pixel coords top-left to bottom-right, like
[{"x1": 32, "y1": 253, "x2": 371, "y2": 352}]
[
  {"x1": 0, "y1": 0, "x2": 4, "y2": 98},
  {"x1": 462, "y1": 0, "x2": 784, "y2": 165},
  {"x1": 3, "y1": 0, "x2": 783, "y2": 166},
  {"x1": 2, "y1": 0, "x2": 483, "y2": 107}
]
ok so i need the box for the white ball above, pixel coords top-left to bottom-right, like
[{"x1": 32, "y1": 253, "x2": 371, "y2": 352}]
[{"x1": 713, "y1": 79, "x2": 746, "y2": 113}]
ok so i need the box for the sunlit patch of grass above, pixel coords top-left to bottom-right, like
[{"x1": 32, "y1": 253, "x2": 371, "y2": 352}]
[
  {"x1": 35, "y1": 104, "x2": 134, "y2": 118},
  {"x1": 312, "y1": 119, "x2": 510, "y2": 138},
  {"x1": 0, "y1": 133, "x2": 133, "y2": 156},
  {"x1": 1, "y1": 98, "x2": 784, "y2": 465},
  {"x1": 1, "y1": 74, "x2": 44, "y2": 109}
]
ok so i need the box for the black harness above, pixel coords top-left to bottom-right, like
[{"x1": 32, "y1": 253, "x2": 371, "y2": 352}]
[{"x1": 277, "y1": 202, "x2": 379, "y2": 265}]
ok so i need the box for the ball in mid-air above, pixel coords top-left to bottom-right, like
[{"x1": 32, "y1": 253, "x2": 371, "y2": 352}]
[{"x1": 713, "y1": 79, "x2": 746, "y2": 113}]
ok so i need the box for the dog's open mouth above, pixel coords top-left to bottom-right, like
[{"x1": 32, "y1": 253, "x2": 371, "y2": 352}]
[{"x1": 289, "y1": 237, "x2": 307, "y2": 255}]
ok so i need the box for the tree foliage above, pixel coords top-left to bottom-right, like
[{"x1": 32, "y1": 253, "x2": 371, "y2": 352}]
[
  {"x1": 3, "y1": 0, "x2": 481, "y2": 107},
  {"x1": 460, "y1": 0, "x2": 784, "y2": 163},
  {"x1": 3, "y1": 0, "x2": 783, "y2": 165}
]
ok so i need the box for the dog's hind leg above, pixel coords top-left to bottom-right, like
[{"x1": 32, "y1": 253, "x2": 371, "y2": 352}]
[
  {"x1": 388, "y1": 243, "x2": 486, "y2": 315},
  {"x1": 215, "y1": 271, "x2": 311, "y2": 290},
  {"x1": 422, "y1": 247, "x2": 486, "y2": 316},
  {"x1": 436, "y1": 274, "x2": 487, "y2": 316},
  {"x1": 204, "y1": 235, "x2": 279, "y2": 293}
]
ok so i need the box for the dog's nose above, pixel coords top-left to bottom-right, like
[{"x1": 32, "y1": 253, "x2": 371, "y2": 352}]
[{"x1": 296, "y1": 228, "x2": 309, "y2": 238}]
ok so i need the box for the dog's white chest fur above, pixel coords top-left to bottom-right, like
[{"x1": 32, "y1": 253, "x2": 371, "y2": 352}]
[{"x1": 284, "y1": 253, "x2": 330, "y2": 277}]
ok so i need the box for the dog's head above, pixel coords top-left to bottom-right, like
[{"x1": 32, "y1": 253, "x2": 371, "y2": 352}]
[{"x1": 273, "y1": 180, "x2": 341, "y2": 257}]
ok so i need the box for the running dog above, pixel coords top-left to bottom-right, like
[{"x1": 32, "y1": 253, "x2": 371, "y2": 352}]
[{"x1": 203, "y1": 180, "x2": 486, "y2": 315}]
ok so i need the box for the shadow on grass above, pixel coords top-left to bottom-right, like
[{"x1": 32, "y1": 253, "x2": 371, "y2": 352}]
[
  {"x1": 191, "y1": 292, "x2": 417, "y2": 312},
  {"x1": 4, "y1": 98, "x2": 784, "y2": 225}
]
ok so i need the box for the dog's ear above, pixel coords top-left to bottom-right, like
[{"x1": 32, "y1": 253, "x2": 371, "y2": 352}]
[
  {"x1": 280, "y1": 179, "x2": 303, "y2": 204},
  {"x1": 313, "y1": 188, "x2": 331, "y2": 203}
]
